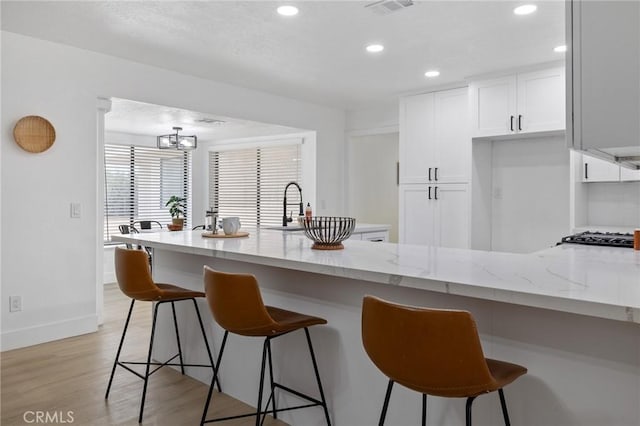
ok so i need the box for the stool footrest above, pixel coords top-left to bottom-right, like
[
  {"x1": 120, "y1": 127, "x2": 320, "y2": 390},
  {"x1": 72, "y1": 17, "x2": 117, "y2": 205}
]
[
  {"x1": 202, "y1": 382, "x2": 324, "y2": 424},
  {"x1": 273, "y1": 382, "x2": 323, "y2": 406},
  {"x1": 117, "y1": 354, "x2": 213, "y2": 379}
]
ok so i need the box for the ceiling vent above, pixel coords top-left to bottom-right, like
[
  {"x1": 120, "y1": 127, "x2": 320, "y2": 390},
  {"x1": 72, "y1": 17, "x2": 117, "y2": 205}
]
[
  {"x1": 365, "y1": 0, "x2": 414, "y2": 15},
  {"x1": 195, "y1": 118, "x2": 226, "y2": 125}
]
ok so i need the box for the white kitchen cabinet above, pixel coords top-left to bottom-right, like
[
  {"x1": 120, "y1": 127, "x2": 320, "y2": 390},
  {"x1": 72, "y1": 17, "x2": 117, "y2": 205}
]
[
  {"x1": 470, "y1": 67, "x2": 565, "y2": 138},
  {"x1": 468, "y1": 75, "x2": 516, "y2": 138},
  {"x1": 582, "y1": 155, "x2": 620, "y2": 182},
  {"x1": 434, "y1": 88, "x2": 471, "y2": 183},
  {"x1": 567, "y1": 0, "x2": 640, "y2": 161},
  {"x1": 399, "y1": 93, "x2": 435, "y2": 183},
  {"x1": 580, "y1": 153, "x2": 640, "y2": 182},
  {"x1": 399, "y1": 183, "x2": 469, "y2": 248},
  {"x1": 399, "y1": 87, "x2": 469, "y2": 184},
  {"x1": 359, "y1": 231, "x2": 389, "y2": 242},
  {"x1": 620, "y1": 167, "x2": 640, "y2": 182}
]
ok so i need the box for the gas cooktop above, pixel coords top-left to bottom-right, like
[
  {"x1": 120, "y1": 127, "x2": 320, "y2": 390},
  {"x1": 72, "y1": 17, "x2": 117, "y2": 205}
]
[{"x1": 559, "y1": 231, "x2": 634, "y2": 248}]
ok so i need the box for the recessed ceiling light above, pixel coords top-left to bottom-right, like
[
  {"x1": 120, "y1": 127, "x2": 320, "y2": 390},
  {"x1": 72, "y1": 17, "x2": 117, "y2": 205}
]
[
  {"x1": 554, "y1": 45, "x2": 567, "y2": 53},
  {"x1": 366, "y1": 44, "x2": 385, "y2": 53},
  {"x1": 513, "y1": 4, "x2": 537, "y2": 15},
  {"x1": 277, "y1": 5, "x2": 299, "y2": 16},
  {"x1": 424, "y1": 70, "x2": 440, "y2": 78}
]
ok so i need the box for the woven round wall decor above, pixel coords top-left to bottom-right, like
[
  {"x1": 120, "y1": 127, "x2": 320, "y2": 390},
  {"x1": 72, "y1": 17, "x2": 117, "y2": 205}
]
[{"x1": 13, "y1": 115, "x2": 56, "y2": 153}]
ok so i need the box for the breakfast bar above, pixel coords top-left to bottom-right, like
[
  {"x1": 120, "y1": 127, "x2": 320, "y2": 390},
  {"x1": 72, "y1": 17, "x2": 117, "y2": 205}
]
[{"x1": 113, "y1": 230, "x2": 640, "y2": 426}]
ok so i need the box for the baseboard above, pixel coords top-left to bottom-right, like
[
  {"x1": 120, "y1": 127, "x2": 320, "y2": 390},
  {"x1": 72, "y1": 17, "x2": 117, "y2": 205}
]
[{"x1": 1, "y1": 314, "x2": 98, "y2": 352}]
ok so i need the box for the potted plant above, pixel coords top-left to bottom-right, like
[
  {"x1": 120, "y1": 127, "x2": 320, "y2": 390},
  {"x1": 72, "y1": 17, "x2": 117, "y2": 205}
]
[{"x1": 165, "y1": 195, "x2": 186, "y2": 230}]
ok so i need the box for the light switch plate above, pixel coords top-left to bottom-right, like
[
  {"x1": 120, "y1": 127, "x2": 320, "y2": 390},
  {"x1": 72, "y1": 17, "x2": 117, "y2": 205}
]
[
  {"x1": 70, "y1": 203, "x2": 81, "y2": 218},
  {"x1": 9, "y1": 296, "x2": 22, "y2": 312}
]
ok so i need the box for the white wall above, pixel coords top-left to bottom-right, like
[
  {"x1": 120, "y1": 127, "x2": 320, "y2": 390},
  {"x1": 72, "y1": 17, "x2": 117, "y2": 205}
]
[
  {"x1": 471, "y1": 135, "x2": 571, "y2": 253},
  {"x1": 345, "y1": 102, "x2": 399, "y2": 134},
  {"x1": 347, "y1": 133, "x2": 399, "y2": 242},
  {"x1": 586, "y1": 182, "x2": 640, "y2": 227},
  {"x1": 1, "y1": 31, "x2": 346, "y2": 350},
  {"x1": 490, "y1": 135, "x2": 570, "y2": 253}
]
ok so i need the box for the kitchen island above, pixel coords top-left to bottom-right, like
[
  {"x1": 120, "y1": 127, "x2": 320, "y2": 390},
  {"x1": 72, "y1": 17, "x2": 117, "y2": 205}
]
[{"x1": 113, "y1": 230, "x2": 640, "y2": 426}]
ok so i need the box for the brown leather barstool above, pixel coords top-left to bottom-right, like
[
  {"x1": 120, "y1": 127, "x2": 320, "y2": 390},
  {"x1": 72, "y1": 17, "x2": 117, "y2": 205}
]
[
  {"x1": 201, "y1": 266, "x2": 331, "y2": 426},
  {"x1": 105, "y1": 247, "x2": 221, "y2": 423},
  {"x1": 362, "y1": 296, "x2": 527, "y2": 426}
]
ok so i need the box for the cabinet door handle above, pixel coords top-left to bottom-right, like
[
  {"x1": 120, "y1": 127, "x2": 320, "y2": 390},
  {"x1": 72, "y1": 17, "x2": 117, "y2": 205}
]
[
  {"x1": 585, "y1": 163, "x2": 589, "y2": 180},
  {"x1": 434, "y1": 186, "x2": 438, "y2": 200},
  {"x1": 428, "y1": 186, "x2": 432, "y2": 199},
  {"x1": 428, "y1": 167, "x2": 432, "y2": 181},
  {"x1": 510, "y1": 115, "x2": 514, "y2": 131},
  {"x1": 434, "y1": 167, "x2": 438, "y2": 181},
  {"x1": 518, "y1": 115, "x2": 523, "y2": 131}
]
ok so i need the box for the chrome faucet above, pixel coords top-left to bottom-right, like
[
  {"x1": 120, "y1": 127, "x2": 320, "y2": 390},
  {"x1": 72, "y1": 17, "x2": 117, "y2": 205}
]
[{"x1": 283, "y1": 181, "x2": 303, "y2": 226}]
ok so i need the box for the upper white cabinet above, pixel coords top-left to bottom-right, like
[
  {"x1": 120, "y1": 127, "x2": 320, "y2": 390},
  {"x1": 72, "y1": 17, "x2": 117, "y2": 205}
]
[
  {"x1": 470, "y1": 67, "x2": 565, "y2": 138},
  {"x1": 399, "y1": 93, "x2": 435, "y2": 183},
  {"x1": 582, "y1": 155, "x2": 620, "y2": 182},
  {"x1": 399, "y1": 87, "x2": 469, "y2": 184},
  {"x1": 568, "y1": 0, "x2": 640, "y2": 157},
  {"x1": 580, "y1": 153, "x2": 640, "y2": 182},
  {"x1": 620, "y1": 167, "x2": 640, "y2": 182}
]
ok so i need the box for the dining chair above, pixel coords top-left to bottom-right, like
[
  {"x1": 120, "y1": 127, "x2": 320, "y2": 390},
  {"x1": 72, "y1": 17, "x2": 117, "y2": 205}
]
[{"x1": 133, "y1": 220, "x2": 163, "y2": 230}]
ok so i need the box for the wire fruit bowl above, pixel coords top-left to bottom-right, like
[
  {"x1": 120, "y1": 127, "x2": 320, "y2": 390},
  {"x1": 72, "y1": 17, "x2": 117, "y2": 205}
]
[{"x1": 302, "y1": 216, "x2": 356, "y2": 250}]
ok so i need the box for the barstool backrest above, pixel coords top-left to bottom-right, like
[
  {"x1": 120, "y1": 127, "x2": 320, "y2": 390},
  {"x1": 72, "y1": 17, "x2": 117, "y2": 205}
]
[
  {"x1": 115, "y1": 247, "x2": 161, "y2": 301},
  {"x1": 203, "y1": 266, "x2": 277, "y2": 336},
  {"x1": 362, "y1": 295, "x2": 496, "y2": 397}
]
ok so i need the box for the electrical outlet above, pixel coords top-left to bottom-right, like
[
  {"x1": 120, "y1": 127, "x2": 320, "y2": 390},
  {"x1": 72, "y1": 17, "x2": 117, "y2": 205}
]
[
  {"x1": 9, "y1": 296, "x2": 22, "y2": 312},
  {"x1": 493, "y1": 187, "x2": 503, "y2": 200},
  {"x1": 70, "y1": 203, "x2": 81, "y2": 218}
]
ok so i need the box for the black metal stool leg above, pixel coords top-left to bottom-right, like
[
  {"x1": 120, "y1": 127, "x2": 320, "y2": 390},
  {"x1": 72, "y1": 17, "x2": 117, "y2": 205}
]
[
  {"x1": 255, "y1": 338, "x2": 269, "y2": 426},
  {"x1": 171, "y1": 301, "x2": 185, "y2": 375},
  {"x1": 304, "y1": 327, "x2": 332, "y2": 426},
  {"x1": 192, "y1": 298, "x2": 221, "y2": 392},
  {"x1": 266, "y1": 338, "x2": 277, "y2": 419},
  {"x1": 139, "y1": 302, "x2": 160, "y2": 423},
  {"x1": 465, "y1": 396, "x2": 476, "y2": 426},
  {"x1": 498, "y1": 389, "x2": 511, "y2": 426},
  {"x1": 379, "y1": 379, "x2": 394, "y2": 426},
  {"x1": 105, "y1": 299, "x2": 135, "y2": 399},
  {"x1": 422, "y1": 394, "x2": 427, "y2": 426},
  {"x1": 200, "y1": 331, "x2": 228, "y2": 426}
]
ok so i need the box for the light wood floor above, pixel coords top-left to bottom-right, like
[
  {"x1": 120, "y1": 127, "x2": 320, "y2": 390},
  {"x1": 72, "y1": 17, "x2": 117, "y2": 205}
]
[{"x1": 1, "y1": 284, "x2": 287, "y2": 426}]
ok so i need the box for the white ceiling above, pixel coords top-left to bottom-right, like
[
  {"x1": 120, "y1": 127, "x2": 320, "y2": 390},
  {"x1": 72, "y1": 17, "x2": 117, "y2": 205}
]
[
  {"x1": 106, "y1": 98, "x2": 304, "y2": 141},
  {"x1": 1, "y1": 0, "x2": 565, "y2": 110}
]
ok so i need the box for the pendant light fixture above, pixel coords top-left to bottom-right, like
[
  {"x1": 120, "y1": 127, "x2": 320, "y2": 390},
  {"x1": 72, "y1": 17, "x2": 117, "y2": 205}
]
[{"x1": 157, "y1": 126, "x2": 197, "y2": 150}]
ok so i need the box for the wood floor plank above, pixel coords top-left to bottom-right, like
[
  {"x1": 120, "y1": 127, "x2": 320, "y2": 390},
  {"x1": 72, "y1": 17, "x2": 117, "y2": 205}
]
[{"x1": 1, "y1": 284, "x2": 288, "y2": 426}]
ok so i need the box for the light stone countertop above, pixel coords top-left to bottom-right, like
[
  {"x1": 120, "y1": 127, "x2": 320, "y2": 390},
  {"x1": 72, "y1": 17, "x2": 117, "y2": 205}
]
[{"x1": 113, "y1": 229, "x2": 640, "y2": 324}]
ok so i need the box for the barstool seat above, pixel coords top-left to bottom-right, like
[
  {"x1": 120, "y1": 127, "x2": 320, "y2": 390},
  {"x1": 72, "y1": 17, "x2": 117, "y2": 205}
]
[
  {"x1": 105, "y1": 247, "x2": 221, "y2": 423},
  {"x1": 362, "y1": 295, "x2": 527, "y2": 426},
  {"x1": 200, "y1": 266, "x2": 331, "y2": 426}
]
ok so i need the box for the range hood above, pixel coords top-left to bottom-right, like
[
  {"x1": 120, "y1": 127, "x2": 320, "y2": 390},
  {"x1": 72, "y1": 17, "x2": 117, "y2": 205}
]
[{"x1": 566, "y1": 1, "x2": 640, "y2": 171}]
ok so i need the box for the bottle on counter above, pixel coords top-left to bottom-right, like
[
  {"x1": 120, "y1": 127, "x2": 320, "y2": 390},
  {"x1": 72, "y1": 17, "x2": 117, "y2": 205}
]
[{"x1": 305, "y1": 202, "x2": 312, "y2": 221}]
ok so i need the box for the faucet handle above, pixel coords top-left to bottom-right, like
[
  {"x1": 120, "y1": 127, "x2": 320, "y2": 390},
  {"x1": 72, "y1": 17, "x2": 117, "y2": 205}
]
[{"x1": 286, "y1": 210, "x2": 293, "y2": 223}]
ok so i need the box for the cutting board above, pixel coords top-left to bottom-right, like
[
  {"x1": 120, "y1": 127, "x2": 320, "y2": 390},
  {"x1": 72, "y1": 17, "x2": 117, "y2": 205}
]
[{"x1": 201, "y1": 231, "x2": 249, "y2": 238}]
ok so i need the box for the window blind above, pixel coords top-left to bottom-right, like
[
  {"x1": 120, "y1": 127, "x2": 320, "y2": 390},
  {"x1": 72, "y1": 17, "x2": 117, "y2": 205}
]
[
  {"x1": 209, "y1": 143, "x2": 302, "y2": 228},
  {"x1": 104, "y1": 144, "x2": 191, "y2": 242}
]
